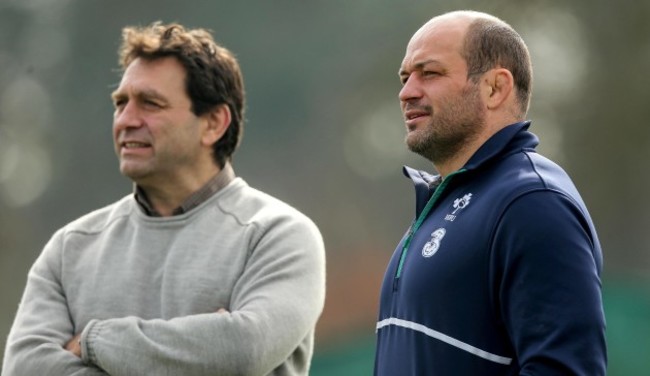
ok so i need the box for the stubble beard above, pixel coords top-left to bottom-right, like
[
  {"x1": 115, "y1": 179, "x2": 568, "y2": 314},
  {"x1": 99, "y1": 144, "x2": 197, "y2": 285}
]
[{"x1": 405, "y1": 83, "x2": 485, "y2": 166}]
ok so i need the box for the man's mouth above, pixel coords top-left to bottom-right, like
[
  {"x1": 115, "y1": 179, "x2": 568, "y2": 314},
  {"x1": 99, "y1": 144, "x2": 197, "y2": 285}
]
[
  {"x1": 403, "y1": 104, "x2": 432, "y2": 123},
  {"x1": 405, "y1": 110, "x2": 430, "y2": 121},
  {"x1": 403, "y1": 108, "x2": 432, "y2": 129},
  {"x1": 123, "y1": 141, "x2": 151, "y2": 148}
]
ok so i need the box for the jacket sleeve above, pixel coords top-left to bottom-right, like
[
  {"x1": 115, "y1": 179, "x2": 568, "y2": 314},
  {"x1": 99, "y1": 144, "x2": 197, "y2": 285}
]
[
  {"x1": 492, "y1": 190, "x2": 607, "y2": 375},
  {"x1": 2, "y1": 230, "x2": 108, "y2": 376},
  {"x1": 79, "y1": 213, "x2": 326, "y2": 376}
]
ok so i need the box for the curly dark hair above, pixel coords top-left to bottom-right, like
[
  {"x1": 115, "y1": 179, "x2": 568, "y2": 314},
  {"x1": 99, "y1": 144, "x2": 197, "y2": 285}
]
[{"x1": 118, "y1": 22, "x2": 245, "y2": 168}]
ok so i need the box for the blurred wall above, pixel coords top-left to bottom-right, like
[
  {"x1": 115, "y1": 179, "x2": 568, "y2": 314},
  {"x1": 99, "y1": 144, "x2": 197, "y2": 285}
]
[{"x1": 1, "y1": 0, "x2": 649, "y2": 374}]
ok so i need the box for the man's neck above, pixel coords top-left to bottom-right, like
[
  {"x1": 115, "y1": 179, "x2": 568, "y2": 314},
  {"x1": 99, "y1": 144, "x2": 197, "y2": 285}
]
[
  {"x1": 435, "y1": 116, "x2": 520, "y2": 178},
  {"x1": 433, "y1": 135, "x2": 483, "y2": 178},
  {"x1": 137, "y1": 165, "x2": 222, "y2": 217}
]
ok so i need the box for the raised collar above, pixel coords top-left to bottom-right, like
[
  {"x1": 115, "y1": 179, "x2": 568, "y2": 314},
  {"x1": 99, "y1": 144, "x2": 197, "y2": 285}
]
[
  {"x1": 463, "y1": 121, "x2": 537, "y2": 172},
  {"x1": 403, "y1": 121, "x2": 537, "y2": 213}
]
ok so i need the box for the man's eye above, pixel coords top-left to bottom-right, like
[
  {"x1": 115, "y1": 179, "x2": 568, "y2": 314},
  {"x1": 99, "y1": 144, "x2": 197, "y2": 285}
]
[
  {"x1": 422, "y1": 71, "x2": 438, "y2": 77},
  {"x1": 143, "y1": 100, "x2": 161, "y2": 108}
]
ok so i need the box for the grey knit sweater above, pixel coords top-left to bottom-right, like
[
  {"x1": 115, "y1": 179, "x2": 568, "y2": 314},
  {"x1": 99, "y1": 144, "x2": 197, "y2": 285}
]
[{"x1": 3, "y1": 178, "x2": 326, "y2": 376}]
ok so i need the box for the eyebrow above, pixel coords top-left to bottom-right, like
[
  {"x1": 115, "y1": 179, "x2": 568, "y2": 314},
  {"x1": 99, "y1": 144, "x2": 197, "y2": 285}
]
[
  {"x1": 111, "y1": 88, "x2": 168, "y2": 104},
  {"x1": 398, "y1": 59, "x2": 442, "y2": 76}
]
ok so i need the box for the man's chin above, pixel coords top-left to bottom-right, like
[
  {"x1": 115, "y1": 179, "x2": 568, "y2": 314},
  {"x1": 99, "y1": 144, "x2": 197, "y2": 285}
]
[
  {"x1": 405, "y1": 132, "x2": 430, "y2": 153},
  {"x1": 406, "y1": 142, "x2": 431, "y2": 160},
  {"x1": 406, "y1": 134, "x2": 443, "y2": 163},
  {"x1": 119, "y1": 165, "x2": 150, "y2": 182}
]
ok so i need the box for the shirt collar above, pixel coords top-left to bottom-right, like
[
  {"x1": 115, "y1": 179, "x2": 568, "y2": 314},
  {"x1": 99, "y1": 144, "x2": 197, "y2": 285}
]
[{"x1": 134, "y1": 162, "x2": 236, "y2": 217}]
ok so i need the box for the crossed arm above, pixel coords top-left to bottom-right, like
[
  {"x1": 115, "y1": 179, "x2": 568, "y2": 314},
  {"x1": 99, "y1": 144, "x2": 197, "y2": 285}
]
[
  {"x1": 62, "y1": 308, "x2": 230, "y2": 358},
  {"x1": 3, "y1": 218, "x2": 325, "y2": 376}
]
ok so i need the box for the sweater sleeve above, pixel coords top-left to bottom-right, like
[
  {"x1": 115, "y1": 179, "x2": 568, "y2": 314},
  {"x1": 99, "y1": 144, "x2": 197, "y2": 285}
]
[
  {"x1": 80, "y1": 213, "x2": 326, "y2": 376},
  {"x1": 2, "y1": 229, "x2": 108, "y2": 376},
  {"x1": 492, "y1": 190, "x2": 607, "y2": 375}
]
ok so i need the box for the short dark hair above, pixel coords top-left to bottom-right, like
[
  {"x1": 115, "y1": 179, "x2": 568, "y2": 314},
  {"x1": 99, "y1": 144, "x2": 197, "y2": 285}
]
[
  {"x1": 118, "y1": 22, "x2": 245, "y2": 168},
  {"x1": 462, "y1": 17, "x2": 533, "y2": 117}
]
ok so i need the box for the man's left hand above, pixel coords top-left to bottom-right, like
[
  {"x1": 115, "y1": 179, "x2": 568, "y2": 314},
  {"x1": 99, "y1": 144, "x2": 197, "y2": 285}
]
[{"x1": 64, "y1": 333, "x2": 82, "y2": 358}]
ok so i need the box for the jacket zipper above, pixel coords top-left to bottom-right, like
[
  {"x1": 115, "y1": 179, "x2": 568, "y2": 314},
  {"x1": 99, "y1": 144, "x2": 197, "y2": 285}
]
[{"x1": 392, "y1": 169, "x2": 465, "y2": 291}]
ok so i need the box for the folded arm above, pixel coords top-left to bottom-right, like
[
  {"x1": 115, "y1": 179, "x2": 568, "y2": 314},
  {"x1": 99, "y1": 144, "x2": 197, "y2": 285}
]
[
  {"x1": 2, "y1": 230, "x2": 108, "y2": 376},
  {"x1": 79, "y1": 215, "x2": 326, "y2": 376}
]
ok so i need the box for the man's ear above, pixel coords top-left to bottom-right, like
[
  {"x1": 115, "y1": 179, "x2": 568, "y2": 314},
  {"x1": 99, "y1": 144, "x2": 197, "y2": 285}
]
[
  {"x1": 482, "y1": 68, "x2": 514, "y2": 110},
  {"x1": 201, "y1": 104, "x2": 231, "y2": 147}
]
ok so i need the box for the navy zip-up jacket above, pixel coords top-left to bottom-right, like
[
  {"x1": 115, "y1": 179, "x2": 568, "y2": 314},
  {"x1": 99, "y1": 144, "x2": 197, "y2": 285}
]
[{"x1": 374, "y1": 121, "x2": 606, "y2": 375}]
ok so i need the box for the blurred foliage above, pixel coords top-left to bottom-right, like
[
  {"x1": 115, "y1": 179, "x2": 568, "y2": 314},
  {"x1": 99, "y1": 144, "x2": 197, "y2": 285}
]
[
  {"x1": 1, "y1": 0, "x2": 649, "y2": 373},
  {"x1": 603, "y1": 278, "x2": 650, "y2": 375}
]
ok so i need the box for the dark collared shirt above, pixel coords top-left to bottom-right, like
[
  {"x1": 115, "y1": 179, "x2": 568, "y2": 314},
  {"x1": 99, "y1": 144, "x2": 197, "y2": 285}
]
[{"x1": 134, "y1": 162, "x2": 236, "y2": 217}]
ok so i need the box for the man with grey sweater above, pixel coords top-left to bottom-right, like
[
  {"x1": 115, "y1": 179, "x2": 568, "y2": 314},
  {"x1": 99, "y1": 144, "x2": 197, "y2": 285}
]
[{"x1": 3, "y1": 22, "x2": 326, "y2": 376}]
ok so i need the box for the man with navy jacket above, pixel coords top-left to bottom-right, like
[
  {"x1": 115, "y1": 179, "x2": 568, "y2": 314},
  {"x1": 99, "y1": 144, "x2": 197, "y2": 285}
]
[{"x1": 374, "y1": 10, "x2": 606, "y2": 375}]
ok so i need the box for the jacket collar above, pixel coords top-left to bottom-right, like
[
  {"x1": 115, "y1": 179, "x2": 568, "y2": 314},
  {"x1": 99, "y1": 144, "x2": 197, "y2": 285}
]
[
  {"x1": 403, "y1": 166, "x2": 440, "y2": 215},
  {"x1": 403, "y1": 121, "x2": 537, "y2": 212},
  {"x1": 463, "y1": 120, "x2": 536, "y2": 171}
]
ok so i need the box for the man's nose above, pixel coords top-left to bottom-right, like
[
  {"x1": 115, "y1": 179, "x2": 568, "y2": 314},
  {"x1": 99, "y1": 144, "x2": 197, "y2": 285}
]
[
  {"x1": 398, "y1": 75, "x2": 423, "y2": 103},
  {"x1": 113, "y1": 101, "x2": 143, "y2": 132}
]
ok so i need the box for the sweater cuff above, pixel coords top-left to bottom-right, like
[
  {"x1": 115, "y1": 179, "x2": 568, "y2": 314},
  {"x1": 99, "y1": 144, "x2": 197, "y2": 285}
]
[{"x1": 80, "y1": 319, "x2": 103, "y2": 366}]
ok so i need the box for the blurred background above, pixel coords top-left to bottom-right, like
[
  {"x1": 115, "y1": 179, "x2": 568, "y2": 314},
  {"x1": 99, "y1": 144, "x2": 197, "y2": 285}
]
[{"x1": 1, "y1": 0, "x2": 649, "y2": 374}]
